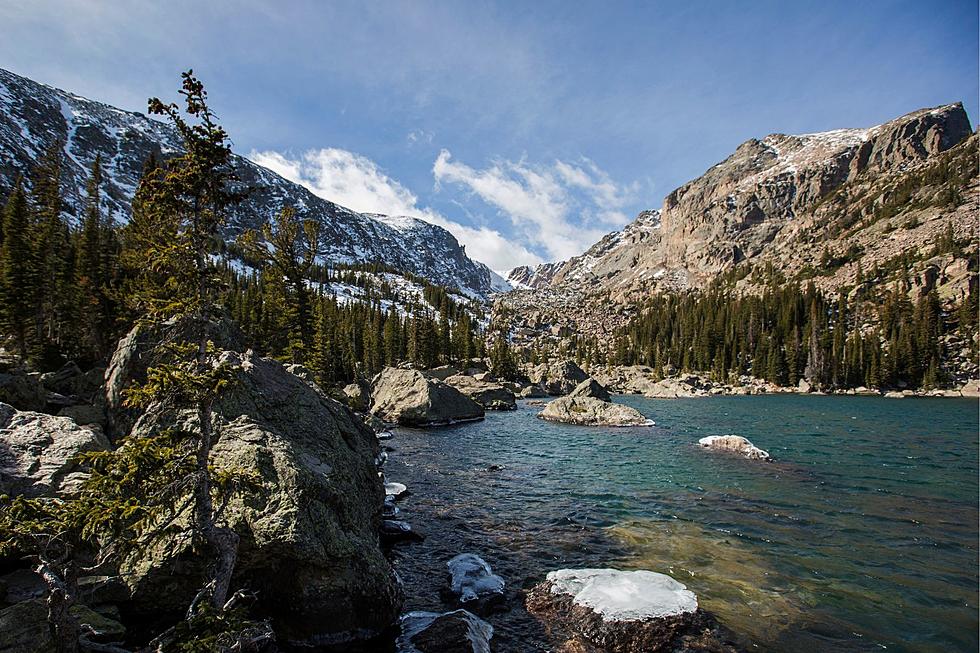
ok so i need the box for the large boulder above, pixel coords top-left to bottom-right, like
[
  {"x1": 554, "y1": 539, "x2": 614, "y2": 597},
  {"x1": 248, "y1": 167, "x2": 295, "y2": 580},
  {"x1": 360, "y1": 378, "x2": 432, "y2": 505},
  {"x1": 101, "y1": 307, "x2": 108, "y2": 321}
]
[
  {"x1": 120, "y1": 351, "x2": 401, "y2": 646},
  {"x1": 697, "y1": 435, "x2": 770, "y2": 461},
  {"x1": 343, "y1": 381, "x2": 371, "y2": 412},
  {"x1": 526, "y1": 568, "x2": 736, "y2": 653},
  {"x1": 371, "y1": 368, "x2": 484, "y2": 426},
  {"x1": 531, "y1": 360, "x2": 589, "y2": 396},
  {"x1": 104, "y1": 316, "x2": 246, "y2": 440},
  {"x1": 569, "y1": 378, "x2": 611, "y2": 402},
  {"x1": 443, "y1": 375, "x2": 516, "y2": 411},
  {"x1": 0, "y1": 403, "x2": 109, "y2": 497},
  {"x1": 0, "y1": 599, "x2": 125, "y2": 653},
  {"x1": 397, "y1": 610, "x2": 493, "y2": 653},
  {"x1": 0, "y1": 369, "x2": 46, "y2": 412},
  {"x1": 424, "y1": 365, "x2": 461, "y2": 381},
  {"x1": 538, "y1": 397, "x2": 651, "y2": 427}
]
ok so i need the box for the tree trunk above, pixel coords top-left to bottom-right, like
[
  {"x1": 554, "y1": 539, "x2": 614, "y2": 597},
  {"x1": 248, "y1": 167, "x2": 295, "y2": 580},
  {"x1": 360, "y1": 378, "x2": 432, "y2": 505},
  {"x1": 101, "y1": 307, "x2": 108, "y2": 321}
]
[{"x1": 36, "y1": 558, "x2": 79, "y2": 653}]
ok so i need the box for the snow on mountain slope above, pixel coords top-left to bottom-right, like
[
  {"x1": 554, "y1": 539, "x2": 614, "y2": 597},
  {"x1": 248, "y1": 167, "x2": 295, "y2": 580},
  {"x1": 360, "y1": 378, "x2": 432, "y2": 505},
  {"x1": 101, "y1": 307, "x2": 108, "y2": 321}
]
[{"x1": 0, "y1": 67, "x2": 505, "y2": 299}]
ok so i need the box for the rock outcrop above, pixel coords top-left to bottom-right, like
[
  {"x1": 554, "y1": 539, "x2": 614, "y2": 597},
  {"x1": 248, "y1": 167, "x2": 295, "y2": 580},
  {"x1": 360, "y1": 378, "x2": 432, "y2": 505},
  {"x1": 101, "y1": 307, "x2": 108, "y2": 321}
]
[
  {"x1": 538, "y1": 397, "x2": 651, "y2": 427},
  {"x1": 104, "y1": 317, "x2": 246, "y2": 439},
  {"x1": 496, "y1": 105, "x2": 977, "y2": 353},
  {"x1": 342, "y1": 381, "x2": 371, "y2": 412},
  {"x1": 698, "y1": 435, "x2": 770, "y2": 460},
  {"x1": 569, "y1": 378, "x2": 611, "y2": 401},
  {"x1": 443, "y1": 375, "x2": 517, "y2": 411},
  {"x1": 397, "y1": 610, "x2": 493, "y2": 653},
  {"x1": 526, "y1": 568, "x2": 736, "y2": 653},
  {"x1": 371, "y1": 368, "x2": 484, "y2": 426},
  {"x1": 0, "y1": 403, "x2": 109, "y2": 497},
  {"x1": 0, "y1": 368, "x2": 45, "y2": 412},
  {"x1": 119, "y1": 351, "x2": 401, "y2": 646},
  {"x1": 531, "y1": 360, "x2": 589, "y2": 396}
]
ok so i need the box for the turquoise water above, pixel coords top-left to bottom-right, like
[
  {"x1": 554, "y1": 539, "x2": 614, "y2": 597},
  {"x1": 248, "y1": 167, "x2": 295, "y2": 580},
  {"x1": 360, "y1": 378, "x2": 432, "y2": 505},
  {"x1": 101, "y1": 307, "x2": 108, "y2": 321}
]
[{"x1": 384, "y1": 395, "x2": 978, "y2": 652}]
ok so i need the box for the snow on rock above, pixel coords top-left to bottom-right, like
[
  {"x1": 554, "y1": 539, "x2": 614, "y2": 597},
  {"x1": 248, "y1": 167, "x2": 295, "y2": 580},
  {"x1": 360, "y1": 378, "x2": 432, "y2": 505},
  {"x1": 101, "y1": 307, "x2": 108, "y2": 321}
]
[
  {"x1": 697, "y1": 435, "x2": 770, "y2": 460},
  {"x1": 447, "y1": 553, "x2": 505, "y2": 607},
  {"x1": 384, "y1": 481, "x2": 408, "y2": 499},
  {"x1": 397, "y1": 610, "x2": 493, "y2": 653},
  {"x1": 545, "y1": 568, "x2": 697, "y2": 622},
  {"x1": 525, "y1": 568, "x2": 739, "y2": 652}
]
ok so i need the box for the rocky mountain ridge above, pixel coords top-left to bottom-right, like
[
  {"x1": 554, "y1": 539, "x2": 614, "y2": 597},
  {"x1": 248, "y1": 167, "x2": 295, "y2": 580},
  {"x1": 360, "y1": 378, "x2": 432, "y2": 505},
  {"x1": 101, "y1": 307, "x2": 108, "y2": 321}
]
[
  {"x1": 0, "y1": 67, "x2": 506, "y2": 299},
  {"x1": 502, "y1": 103, "x2": 977, "y2": 345}
]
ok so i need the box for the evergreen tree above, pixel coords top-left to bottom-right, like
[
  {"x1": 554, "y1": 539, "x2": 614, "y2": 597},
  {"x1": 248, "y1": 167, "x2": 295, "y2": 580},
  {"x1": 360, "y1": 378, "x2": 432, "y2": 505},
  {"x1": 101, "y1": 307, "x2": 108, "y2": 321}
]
[{"x1": 0, "y1": 178, "x2": 34, "y2": 360}]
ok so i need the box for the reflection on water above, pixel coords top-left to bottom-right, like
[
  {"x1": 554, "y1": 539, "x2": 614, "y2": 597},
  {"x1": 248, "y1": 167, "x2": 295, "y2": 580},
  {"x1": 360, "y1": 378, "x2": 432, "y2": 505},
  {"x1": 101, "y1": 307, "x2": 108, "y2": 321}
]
[{"x1": 384, "y1": 395, "x2": 978, "y2": 653}]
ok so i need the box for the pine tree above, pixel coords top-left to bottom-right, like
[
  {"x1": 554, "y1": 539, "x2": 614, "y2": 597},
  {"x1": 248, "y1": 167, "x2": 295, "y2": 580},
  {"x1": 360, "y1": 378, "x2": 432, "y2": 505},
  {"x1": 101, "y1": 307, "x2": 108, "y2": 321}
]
[
  {"x1": 123, "y1": 71, "x2": 245, "y2": 613},
  {"x1": 239, "y1": 207, "x2": 320, "y2": 363},
  {"x1": 0, "y1": 178, "x2": 34, "y2": 360}
]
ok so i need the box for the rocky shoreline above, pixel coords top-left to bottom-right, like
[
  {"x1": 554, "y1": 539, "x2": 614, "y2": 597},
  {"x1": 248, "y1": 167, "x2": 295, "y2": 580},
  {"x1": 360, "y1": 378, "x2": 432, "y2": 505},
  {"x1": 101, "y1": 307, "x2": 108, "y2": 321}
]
[{"x1": 2, "y1": 344, "x2": 976, "y2": 652}]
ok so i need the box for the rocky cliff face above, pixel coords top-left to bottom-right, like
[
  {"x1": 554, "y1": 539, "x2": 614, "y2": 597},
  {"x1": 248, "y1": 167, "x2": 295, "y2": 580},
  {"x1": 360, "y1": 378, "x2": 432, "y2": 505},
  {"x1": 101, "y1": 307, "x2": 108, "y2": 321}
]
[
  {"x1": 0, "y1": 68, "x2": 505, "y2": 298},
  {"x1": 514, "y1": 103, "x2": 972, "y2": 297},
  {"x1": 501, "y1": 103, "x2": 977, "y2": 344}
]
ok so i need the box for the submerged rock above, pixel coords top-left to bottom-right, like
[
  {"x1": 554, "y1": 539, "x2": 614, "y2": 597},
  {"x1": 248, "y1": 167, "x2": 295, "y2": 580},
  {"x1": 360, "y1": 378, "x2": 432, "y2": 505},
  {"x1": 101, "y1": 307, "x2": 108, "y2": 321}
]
[
  {"x1": 397, "y1": 610, "x2": 493, "y2": 653},
  {"x1": 382, "y1": 519, "x2": 424, "y2": 543},
  {"x1": 526, "y1": 568, "x2": 735, "y2": 653},
  {"x1": 371, "y1": 367, "x2": 485, "y2": 426},
  {"x1": 446, "y1": 554, "x2": 505, "y2": 611},
  {"x1": 697, "y1": 435, "x2": 770, "y2": 460},
  {"x1": 569, "y1": 377, "x2": 612, "y2": 402},
  {"x1": 120, "y1": 351, "x2": 401, "y2": 646},
  {"x1": 443, "y1": 374, "x2": 517, "y2": 411},
  {"x1": 538, "y1": 396, "x2": 651, "y2": 427},
  {"x1": 0, "y1": 402, "x2": 109, "y2": 497}
]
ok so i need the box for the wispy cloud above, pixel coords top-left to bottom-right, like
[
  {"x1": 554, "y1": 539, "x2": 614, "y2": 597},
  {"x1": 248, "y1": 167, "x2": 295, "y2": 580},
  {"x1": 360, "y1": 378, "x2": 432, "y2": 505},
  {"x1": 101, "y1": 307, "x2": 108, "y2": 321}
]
[
  {"x1": 432, "y1": 151, "x2": 636, "y2": 261},
  {"x1": 249, "y1": 147, "x2": 543, "y2": 271}
]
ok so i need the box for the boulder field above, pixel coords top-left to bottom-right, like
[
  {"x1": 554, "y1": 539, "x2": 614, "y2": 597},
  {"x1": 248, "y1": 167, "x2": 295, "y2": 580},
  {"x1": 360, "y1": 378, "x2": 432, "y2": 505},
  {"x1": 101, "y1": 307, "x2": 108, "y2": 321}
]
[{"x1": 0, "y1": 346, "x2": 404, "y2": 649}]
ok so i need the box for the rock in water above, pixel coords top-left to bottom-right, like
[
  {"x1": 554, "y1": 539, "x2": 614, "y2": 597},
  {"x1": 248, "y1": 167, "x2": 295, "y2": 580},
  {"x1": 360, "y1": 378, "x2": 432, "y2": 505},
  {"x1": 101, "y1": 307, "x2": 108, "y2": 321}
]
[
  {"x1": 443, "y1": 374, "x2": 517, "y2": 411},
  {"x1": 698, "y1": 435, "x2": 770, "y2": 460},
  {"x1": 371, "y1": 367, "x2": 485, "y2": 426},
  {"x1": 538, "y1": 396, "x2": 651, "y2": 427},
  {"x1": 0, "y1": 402, "x2": 109, "y2": 497},
  {"x1": 531, "y1": 359, "x2": 589, "y2": 396},
  {"x1": 447, "y1": 554, "x2": 505, "y2": 610},
  {"x1": 526, "y1": 568, "x2": 736, "y2": 653},
  {"x1": 397, "y1": 610, "x2": 493, "y2": 653},
  {"x1": 120, "y1": 351, "x2": 401, "y2": 646},
  {"x1": 569, "y1": 377, "x2": 612, "y2": 402}
]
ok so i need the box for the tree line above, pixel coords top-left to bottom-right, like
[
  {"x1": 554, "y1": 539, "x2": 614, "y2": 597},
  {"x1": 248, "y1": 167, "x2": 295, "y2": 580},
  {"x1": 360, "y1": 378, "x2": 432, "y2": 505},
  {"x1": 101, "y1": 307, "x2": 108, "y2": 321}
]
[
  {"x1": 0, "y1": 149, "x2": 483, "y2": 384},
  {"x1": 568, "y1": 276, "x2": 976, "y2": 390}
]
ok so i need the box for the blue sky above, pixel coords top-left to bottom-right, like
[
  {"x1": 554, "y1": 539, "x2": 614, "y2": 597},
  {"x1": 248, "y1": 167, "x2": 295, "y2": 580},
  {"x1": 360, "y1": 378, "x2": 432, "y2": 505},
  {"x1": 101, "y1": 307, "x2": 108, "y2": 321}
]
[{"x1": 1, "y1": 0, "x2": 976, "y2": 270}]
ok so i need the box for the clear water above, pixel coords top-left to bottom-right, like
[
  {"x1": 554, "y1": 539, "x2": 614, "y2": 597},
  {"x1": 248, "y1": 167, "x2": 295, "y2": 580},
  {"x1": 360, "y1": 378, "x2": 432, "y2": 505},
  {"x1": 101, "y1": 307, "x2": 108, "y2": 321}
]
[{"x1": 384, "y1": 395, "x2": 979, "y2": 652}]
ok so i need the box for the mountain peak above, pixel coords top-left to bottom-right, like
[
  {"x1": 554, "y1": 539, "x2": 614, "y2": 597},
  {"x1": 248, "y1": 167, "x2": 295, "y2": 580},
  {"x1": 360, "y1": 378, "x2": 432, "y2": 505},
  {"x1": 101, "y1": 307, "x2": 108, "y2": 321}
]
[{"x1": 0, "y1": 67, "x2": 504, "y2": 299}]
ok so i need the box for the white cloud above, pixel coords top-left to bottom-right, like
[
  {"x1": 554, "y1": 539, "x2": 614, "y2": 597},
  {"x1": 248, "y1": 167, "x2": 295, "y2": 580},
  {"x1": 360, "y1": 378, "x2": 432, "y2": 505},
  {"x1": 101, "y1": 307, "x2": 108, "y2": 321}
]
[
  {"x1": 433, "y1": 150, "x2": 636, "y2": 261},
  {"x1": 248, "y1": 147, "x2": 542, "y2": 271}
]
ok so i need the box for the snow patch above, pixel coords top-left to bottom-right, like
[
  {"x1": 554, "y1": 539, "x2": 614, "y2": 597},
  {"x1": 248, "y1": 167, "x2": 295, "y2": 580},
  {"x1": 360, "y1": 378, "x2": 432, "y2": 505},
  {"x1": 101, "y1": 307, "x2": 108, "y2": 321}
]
[{"x1": 546, "y1": 568, "x2": 698, "y2": 622}]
